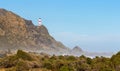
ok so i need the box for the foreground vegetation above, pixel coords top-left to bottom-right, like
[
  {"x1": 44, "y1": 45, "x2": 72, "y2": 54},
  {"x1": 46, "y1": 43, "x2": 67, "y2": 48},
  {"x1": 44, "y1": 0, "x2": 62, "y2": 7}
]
[{"x1": 0, "y1": 50, "x2": 120, "y2": 71}]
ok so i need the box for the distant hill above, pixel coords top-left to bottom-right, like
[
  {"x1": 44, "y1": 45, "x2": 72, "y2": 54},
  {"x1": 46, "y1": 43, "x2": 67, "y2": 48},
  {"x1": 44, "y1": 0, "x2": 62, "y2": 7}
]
[
  {"x1": 72, "y1": 46, "x2": 83, "y2": 52},
  {"x1": 70, "y1": 46, "x2": 83, "y2": 56}
]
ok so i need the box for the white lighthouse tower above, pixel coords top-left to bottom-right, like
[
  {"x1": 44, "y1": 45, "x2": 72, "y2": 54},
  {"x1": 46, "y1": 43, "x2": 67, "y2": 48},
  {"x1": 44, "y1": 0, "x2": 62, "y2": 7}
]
[{"x1": 38, "y1": 18, "x2": 42, "y2": 26}]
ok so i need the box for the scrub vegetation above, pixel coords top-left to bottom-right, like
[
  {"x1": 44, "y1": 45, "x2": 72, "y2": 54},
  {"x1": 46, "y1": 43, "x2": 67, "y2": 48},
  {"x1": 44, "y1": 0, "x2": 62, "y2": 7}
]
[{"x1": 0, "y1": 50, "x2": 120, "y2": 71}]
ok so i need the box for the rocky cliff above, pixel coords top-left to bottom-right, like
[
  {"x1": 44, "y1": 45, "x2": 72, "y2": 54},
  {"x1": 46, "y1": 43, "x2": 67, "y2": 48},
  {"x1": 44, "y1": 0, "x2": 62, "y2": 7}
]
[
  {"x1": 0, "y1": 9, "x2": 68, "y2": 54},
  {"x1": 0, "y1": 8, "x2": 112, "y2": 57}
]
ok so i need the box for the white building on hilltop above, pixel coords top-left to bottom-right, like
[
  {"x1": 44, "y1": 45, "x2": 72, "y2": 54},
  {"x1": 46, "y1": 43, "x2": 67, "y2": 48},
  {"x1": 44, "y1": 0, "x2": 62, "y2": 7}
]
[{"x1": 38, "y1": 18, "x2": 42, "y2": 26}]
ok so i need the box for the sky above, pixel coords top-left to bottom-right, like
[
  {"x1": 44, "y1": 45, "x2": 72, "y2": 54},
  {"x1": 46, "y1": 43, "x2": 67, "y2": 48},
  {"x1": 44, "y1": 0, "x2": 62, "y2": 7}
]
[{"x1": 0, "y1": 0, "x2": 120, "y2": 53}]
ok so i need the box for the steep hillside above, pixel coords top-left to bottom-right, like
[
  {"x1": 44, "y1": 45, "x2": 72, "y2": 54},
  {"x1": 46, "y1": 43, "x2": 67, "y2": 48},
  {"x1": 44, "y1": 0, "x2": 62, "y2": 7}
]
[{"x1": 0, "y1": 8, "x2": 68, "y2": 54}]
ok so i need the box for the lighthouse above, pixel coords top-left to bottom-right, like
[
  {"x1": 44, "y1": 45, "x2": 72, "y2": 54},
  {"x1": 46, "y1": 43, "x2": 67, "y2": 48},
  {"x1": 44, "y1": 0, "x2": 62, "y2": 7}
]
[{"x1": 38, "y1": 18, "x2": 42, "y2": 26}]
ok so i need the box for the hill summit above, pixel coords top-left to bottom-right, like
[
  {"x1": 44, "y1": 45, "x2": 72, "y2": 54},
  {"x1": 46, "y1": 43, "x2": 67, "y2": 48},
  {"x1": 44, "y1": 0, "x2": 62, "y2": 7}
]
[{"x1": 0, "y1": 8, "x2": 68, "y2": 54}]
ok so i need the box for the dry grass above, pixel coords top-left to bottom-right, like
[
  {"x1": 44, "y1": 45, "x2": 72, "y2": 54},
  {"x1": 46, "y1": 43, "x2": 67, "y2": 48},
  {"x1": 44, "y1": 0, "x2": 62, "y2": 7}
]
[
  {"x1": 0, "y1": 68, "x2": 5, "y2": 71},
  {"x1": 29, "y1": 68, "x2": 51, "y2": 71}
]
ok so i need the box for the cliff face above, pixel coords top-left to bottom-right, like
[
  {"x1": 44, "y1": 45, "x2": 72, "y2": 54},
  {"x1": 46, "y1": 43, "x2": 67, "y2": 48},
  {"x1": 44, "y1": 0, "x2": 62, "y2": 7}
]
[{"x1": 0, "y1": 9, "x2": 67, "y2": 54}]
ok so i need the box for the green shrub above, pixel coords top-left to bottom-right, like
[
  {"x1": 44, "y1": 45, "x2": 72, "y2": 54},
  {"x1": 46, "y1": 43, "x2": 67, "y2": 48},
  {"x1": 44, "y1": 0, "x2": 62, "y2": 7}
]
[
  {"x1": 60, "y1": 66, "x2": 69, "y2": 71},
  {"x1": 86, "y1": 58, "x2": 92, "y2": 64},
  {"x1": 16, "y1": 50, "x2": 34, "y2": 61},
  {"x1": 67, "y1": 56, "x2": 76, "y2": 61},
  {"x1": 16, "y1": 59, "x2": 31, "y2": 71},
  {"x1": 43, "y1": 61, "x2": 53, "y2": 70},
  {"x1": 0, "y1": 56, "x2": 17, "y2": 68}
]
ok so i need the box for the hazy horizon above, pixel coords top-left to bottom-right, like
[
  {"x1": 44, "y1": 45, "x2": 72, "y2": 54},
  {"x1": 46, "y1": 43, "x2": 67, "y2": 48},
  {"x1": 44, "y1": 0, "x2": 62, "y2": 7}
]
[{"x1": 0, "y1": 0, "x2": 120, "y2": 53}]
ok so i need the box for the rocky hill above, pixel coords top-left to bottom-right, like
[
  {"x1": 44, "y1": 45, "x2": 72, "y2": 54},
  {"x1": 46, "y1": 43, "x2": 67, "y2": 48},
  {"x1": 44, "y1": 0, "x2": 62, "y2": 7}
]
[
  {"x1": 0, "y1": 8, "x2": 113, "y2": 57},
  {"x1": 0, "y1": 8, "x2": 69, "y2": 55},
  {"x1": 70, "y1": 46, "x2": 84, "y2": 56},
  {"x1": 72, "y1": 46, "x2": 83, "y2": 52}
]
